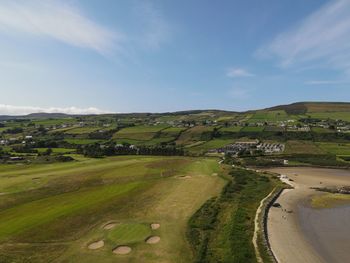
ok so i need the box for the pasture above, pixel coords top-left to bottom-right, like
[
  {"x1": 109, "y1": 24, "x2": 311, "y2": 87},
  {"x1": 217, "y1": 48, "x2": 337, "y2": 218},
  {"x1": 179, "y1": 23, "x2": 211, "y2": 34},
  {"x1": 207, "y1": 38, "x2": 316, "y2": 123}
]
[
  {"x1": 307, "y1": 112, "x2": 350, "y2": 122},
  {"x1": 284, "y1": 140, "x2": 326, "y2": 154},
  {"x1": 176, "y1": 126, "x2": 215, "y2": 145},
  {"x1": 316, "y1": 142, "x2": 350, "y2": 155},
  {"x1": 113, "y1": 125, "x2": 169, "y2": 141},
  {"x1": 65, "y1": 127, "x2": 102, "y2": 134},
  {"x1": 241, "y1": 126, "x2": 265, "y2": 132},
  {"x1": 247, "y1": 110, "x2": 290, "y2": 123},
  {"x1": 0, "y1": 155, "x2": 227, "y2": 263}
]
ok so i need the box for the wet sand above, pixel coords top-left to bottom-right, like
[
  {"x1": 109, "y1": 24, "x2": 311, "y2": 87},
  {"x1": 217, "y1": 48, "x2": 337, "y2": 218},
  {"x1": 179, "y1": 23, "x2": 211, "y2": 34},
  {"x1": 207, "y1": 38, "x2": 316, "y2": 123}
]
[
  {"x1": 265, "y1": 167, "x2": 350, "y2": 263},
  {"x1": 299, "y1": 204, "x2": 350, "y2": 263}
]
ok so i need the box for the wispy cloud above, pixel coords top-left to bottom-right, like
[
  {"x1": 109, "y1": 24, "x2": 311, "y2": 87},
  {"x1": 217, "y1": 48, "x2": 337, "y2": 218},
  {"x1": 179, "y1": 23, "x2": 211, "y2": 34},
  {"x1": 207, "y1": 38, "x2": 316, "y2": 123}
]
[
  {"x1": 0, "y1": 104, "x2": 110, "y2": 115},
  {"x1": 305, "y1": 80, "x2": 350, "y2": 85},
  {"x1": 227, "y1": 68, "x2": 255, "y2": 78},
  {"x1": 0, "y1": 0, "x2": 120, "y2": 54},
  {"x1": 258, "y1": 0, "x2": 350, "y2": 73}
]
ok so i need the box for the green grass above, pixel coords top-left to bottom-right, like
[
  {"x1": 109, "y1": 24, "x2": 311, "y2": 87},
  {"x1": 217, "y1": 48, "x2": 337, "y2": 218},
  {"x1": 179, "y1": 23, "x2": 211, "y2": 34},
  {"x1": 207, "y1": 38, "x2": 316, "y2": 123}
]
[
  {"x1": 0, "y1": 182, "x2": 142, "y2": 241},
  {"x1": 311, "y1": 193, "x2": 350, "y2": 208},
  {"x1": 33, "y1": 118, "x2": 77, "y2": 126},
  {"x1": 285, "y1": 140, "x2": 325, "y2": 154},
  {"x1": 113, "y1": 125, "x2": 169, "y2": 141},
  {"x1": 176, "y1": 126, "x2": 215, "y2": 145},
  {"x1": 316, "y1": 142, "x2": 350, "y2": 155},
  {"x1": 241, "y1": 126, "x2": 265, "y2": 132},
  {"x1": 247, "y1": 110, "x2": 290, "y2": 123},
  {"x1": 188, "y1": 168, "x2": 279, "y2": 263},
  {"x1": 65, "y1": 127, "x2": 102, "y2": 134},
  {"x1": 0, "y1": 156, "x2": 227, "y2": 263},
  {"x1": 311, "y1": 127, "x2": 335, "y2": 133},
  {"x1": 107, "y1": 223, "x2": 151, "y2": 245},
  {"x1": 220, "y1": 126, "x2": 242, "y2": 132},
  {"x1": 307, "y1": 112, "x2": 350, "y2": 122},
  {"x1": 188, "y1": 139, "x2": 234, "y2": 154},
  {"x1": 35, "y1": 148, "x2": 75, "y2": 154},
  {"x1": 65, "y1": 138, "x2": 103, "y2": 145}
]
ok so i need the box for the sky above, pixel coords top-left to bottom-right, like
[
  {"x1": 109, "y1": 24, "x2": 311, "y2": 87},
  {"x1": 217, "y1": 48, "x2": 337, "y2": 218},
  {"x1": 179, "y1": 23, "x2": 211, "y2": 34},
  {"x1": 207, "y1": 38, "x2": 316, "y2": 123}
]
[{"x1": 0, "y1": 0, "x2": 350, "y2": 115}]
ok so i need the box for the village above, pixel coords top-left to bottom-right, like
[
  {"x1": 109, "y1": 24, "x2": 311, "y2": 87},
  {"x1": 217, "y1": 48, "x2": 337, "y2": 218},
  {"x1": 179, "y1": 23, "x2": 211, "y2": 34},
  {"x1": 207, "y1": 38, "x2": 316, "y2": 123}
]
[{"x1": 212, "y1": 140, "x2": 285, "y2": 156}]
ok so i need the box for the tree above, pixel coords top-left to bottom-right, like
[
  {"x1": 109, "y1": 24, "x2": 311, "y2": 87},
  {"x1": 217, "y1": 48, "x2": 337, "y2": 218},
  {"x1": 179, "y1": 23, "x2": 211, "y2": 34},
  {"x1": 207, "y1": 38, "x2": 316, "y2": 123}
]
[{"x1": 44, "y1": 148, "x2": 52, "y2": 156}]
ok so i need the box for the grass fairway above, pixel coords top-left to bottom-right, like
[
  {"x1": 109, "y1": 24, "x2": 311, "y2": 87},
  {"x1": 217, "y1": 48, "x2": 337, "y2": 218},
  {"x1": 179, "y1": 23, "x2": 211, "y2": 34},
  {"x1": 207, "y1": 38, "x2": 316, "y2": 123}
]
[{"x1": 0, "y1": 156, "x2": 227, "y2": 263}]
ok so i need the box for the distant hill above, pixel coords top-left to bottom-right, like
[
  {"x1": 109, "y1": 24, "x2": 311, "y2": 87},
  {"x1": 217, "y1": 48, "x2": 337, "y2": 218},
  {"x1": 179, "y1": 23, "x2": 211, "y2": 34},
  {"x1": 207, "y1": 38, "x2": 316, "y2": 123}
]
[
  {"x1": 265, "y1": 102, "x2": 350, "y2": 115},
  {"x1": 0, "y1": 112, "x2": 72, "y2": 121},
  {"x1": 25, "y1": 113, "x2": 71, "y2": 119},
  {"x1": 0, "y1": 102, "x2": 349, "y2": 120}
]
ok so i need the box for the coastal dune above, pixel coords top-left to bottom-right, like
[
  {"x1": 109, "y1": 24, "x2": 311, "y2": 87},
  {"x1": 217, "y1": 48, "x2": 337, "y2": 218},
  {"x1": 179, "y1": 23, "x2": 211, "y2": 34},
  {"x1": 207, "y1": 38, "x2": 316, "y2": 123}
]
[{"x1": 266, "y1": 168, "x2": 350, "y2": 263}]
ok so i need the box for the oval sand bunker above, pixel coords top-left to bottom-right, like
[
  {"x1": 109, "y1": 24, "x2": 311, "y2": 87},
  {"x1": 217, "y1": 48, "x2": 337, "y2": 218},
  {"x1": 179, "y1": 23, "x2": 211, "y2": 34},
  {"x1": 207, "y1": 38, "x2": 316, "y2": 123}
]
[
  {"x1": 113, "y1": 246, "x2": 132, "y2": 255},
  {"x1": 103, "y1": 222, "x2": 117, "y2": 230},
  {"x1": 145, "y1": 236, "x2": 160, "y2": 244},
  {"x1": 88, "y1": 240, "x2": 104, "y2": 250},
  {"x1": 150, "y1": 223, "x2": 160, "y2": 230}
]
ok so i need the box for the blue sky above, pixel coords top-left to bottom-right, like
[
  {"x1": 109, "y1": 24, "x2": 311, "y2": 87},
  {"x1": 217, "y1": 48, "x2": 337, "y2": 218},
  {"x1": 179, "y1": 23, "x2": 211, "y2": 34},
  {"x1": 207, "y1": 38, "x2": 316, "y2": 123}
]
[{"x1": 0, "y1": 0, "x2": 350, "y2": 114}]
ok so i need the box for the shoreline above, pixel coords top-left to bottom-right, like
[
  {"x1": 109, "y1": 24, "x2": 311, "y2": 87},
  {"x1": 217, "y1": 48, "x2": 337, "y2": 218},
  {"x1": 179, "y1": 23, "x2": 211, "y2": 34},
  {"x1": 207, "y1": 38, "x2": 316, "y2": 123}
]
[{"x1": 264, "y1": 167, "x2": 350, "y2": 263}]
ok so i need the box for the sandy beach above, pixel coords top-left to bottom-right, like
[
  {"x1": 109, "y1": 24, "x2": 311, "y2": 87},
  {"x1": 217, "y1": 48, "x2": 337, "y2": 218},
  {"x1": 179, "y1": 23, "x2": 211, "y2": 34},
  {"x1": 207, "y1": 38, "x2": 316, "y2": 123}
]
[{"x1": 265, "y1": 167, "x2": 350, "y2": 263}]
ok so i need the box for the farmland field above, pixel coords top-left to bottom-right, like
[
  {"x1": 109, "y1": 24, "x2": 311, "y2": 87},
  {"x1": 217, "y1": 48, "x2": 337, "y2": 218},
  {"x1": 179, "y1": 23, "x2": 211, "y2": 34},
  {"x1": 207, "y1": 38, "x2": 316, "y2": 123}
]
[
  {"x1": 187, "y1": 138, "x2": 235, "y2": 154},
  {"x1": 65, "y1": 127, "x2": 102, "y2": 134},
  {"x1": 176, "y1": 126, "x2": 215, "y2": 145},
  {"x1": 241, "y1": 126, "x2": 265, "y2": 132},
  {"x1": 247, "y1": 110, "x2": 290, "y2": 123},
  {"x1": 113, "y1": 125, "x2": 169, "y2": 141},
  {"x1": 65, "y1": 138, "x2": 104, "y2": 145},
  {"x1": 307, "y1": 112, "x2": 350, "y2": 122},
  {"x1": 0, "y1": 155, "x2": 227, "y2": 263},
  {"x1": 284, "y1": 140, "x2": 326, "y2": 154},
  {"x1": 219, "y1": 126, "x2": 242, "y2": 133},
  {"x1": 316, "y1": 142, "x2": 350, "y2": 155}
]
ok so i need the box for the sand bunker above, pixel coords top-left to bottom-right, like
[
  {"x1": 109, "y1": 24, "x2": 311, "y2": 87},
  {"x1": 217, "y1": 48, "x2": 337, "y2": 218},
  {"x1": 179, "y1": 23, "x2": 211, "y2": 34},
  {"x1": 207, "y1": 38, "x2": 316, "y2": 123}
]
[
  {"x1": 113, "y1": 246, "x2": 132, "y2": 255},
  {"x1": 103, "y1": 222, "x2": 117, "y2": 230},
  {"x1": 177, "y1": 175, "x2": 191, "y2": 179},
  {"x1": 150, "y1": 223, "x2": 160, "y2": 230},
  {"x1": 88, "y1": 240, "x2": 104, "y2": 250},
  {"x1": 145, "y1": 236, "x2": 160, "y2": 244}
]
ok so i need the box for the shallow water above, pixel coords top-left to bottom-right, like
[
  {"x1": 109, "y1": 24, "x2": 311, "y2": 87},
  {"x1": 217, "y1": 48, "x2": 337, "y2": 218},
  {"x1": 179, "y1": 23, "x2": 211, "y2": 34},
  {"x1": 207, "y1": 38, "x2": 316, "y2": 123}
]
[{"x1": 298, "y1": 203, "x2": 350, "y2": 263}]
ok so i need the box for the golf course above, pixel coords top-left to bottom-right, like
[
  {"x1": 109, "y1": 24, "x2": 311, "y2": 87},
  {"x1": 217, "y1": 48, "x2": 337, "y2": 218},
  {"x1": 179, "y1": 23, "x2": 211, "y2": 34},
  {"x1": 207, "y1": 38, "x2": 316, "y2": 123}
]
[{"x1": 0, "y1": 156, "x2": 228, "y2": 262}]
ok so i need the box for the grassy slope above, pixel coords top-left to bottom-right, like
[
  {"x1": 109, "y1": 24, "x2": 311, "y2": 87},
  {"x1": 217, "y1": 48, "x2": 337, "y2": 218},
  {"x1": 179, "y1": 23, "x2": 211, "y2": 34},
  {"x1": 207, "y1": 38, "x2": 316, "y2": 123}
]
[
  {"x1": 188, "y1": 168, "x2": 278, "y2": 263},
  {"x1": 0, "y1": 156, "x2": 227, "y2": 263}
]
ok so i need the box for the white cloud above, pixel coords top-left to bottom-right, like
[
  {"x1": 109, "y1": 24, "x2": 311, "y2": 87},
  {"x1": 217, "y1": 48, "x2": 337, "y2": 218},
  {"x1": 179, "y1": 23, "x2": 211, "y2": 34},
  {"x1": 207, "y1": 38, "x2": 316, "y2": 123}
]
[
  {"x1": 0, "y1": 0, "x2": 120, "y2": 54},
  {"x1": 259, "y1": 0, "x2": 350, "y2": 73},
  {"x1": 227, "y1": 68, "x2": 255, "y2": 78},
  {"x1": 0, "y1": 104, "x2": 110, "y2": 115},
  {"x1": 305, "y1": 80, "x2": 349, "y2": 85}
]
